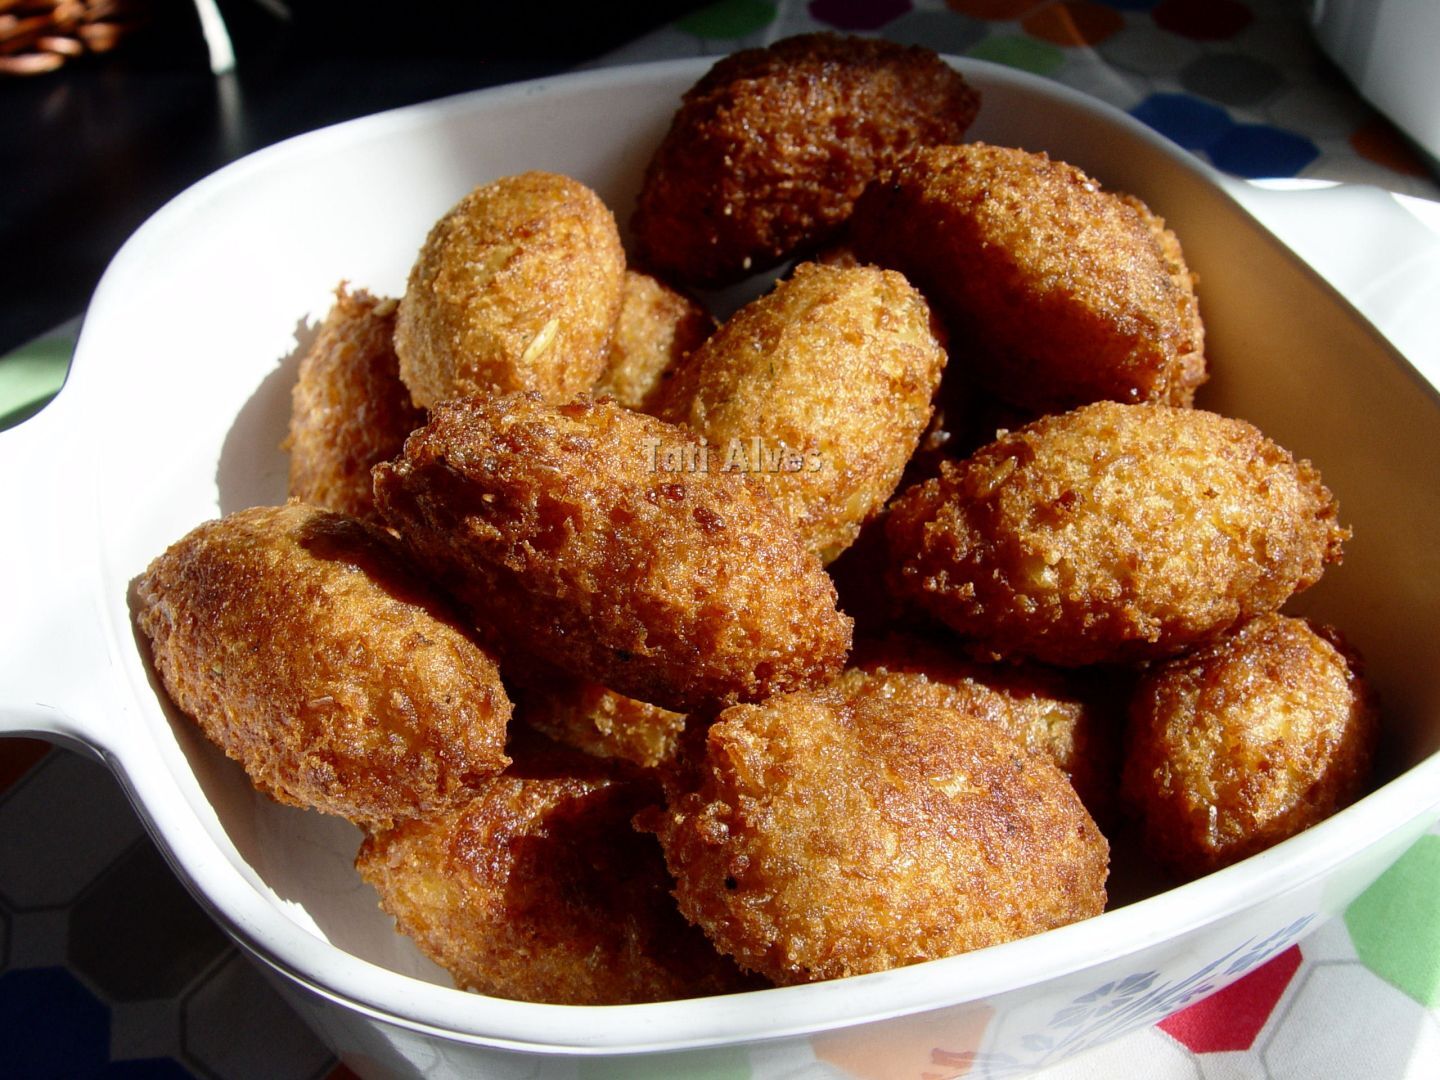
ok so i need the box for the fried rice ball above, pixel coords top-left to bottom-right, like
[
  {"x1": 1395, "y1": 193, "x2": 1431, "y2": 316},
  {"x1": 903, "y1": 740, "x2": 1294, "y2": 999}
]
[
  {"x1": 510, "y1": 663, "x2": 688, "y2": 769},
  {"x1": 839, "y1": 634, "x2": 1122, "y2": 820},
  {"x1": 594, "y1": 270, "x2": 715, "y2": 413},
  {"x1": 283, "y1": 286, "x2": 426, "y2": 523},
  {"x1": 631, "y1": 33, "x2": 980, "y2": 286},
  {"x1": 641, "y1": 686, "x2": 1108, "y2": 984},
  {"x1": 656, "y1": 262, "x2": 948, "y2": 562},
  {"x1": 886, "y1": 403, "x2": 1348, "y2": 668},
  {"x1": 850, "y1": 143, "x2": 1206, "y2": 412},
  {"x1": 395, "y1": 171, "x2": 625, "y2": 409},
  {"x1": 372, "y1": 393, "x2": 852, "y2": 714},
  {"x1": 1123, "y1": 614, "x2": 1379, "y2": 879},
  {"x1": 356, "y1": 736, "x2": 755, "y2": 1004},
  {"x1": 135, "y1": 502, "x2": 511, "y2": 828}
]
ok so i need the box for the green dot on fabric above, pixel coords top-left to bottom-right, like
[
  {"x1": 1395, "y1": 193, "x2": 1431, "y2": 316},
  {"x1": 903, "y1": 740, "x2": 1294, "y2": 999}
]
[
  {"x1": 677, "y1": 0, "x2": 778, "y2": 39},
  {"x1": 578, "y1": 1046, "x2": 751, "y2": 1080},
  {"x1": 0, "y1": 333, "x2": 73, "y2": 431},
  {"x1": 966, "y1": 34, "x2": 1065, "y2": 76},
  {"x1": 1344, "y1": 834, "x2": 1440, "y2": 1007}
]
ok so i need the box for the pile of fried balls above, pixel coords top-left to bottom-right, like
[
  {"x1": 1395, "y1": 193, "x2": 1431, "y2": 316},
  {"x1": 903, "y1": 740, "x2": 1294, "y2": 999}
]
[{"x1": 135, "y1": 34, "x2": 1378, "y2": 1004}]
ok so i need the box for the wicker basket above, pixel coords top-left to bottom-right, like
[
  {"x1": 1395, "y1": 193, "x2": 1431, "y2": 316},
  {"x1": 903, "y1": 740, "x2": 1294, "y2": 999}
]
[{"x1": 0, "y1": 0, "x2": 151, "y2": 75}]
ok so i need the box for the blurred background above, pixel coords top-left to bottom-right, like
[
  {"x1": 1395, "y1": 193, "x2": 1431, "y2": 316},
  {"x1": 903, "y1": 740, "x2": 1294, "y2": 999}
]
[
  {"x1": 4, "y1": 0, "x2": 1436, "y2": 366},
  {"x1": 0, "y1": 0, "x2": 708, "y2": 360}
]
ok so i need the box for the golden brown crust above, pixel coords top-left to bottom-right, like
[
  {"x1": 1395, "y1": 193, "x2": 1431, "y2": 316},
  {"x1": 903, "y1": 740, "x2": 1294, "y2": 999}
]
[
  {"x1": 510, "y1": 663, "x2": 688, "y2": 769},
  {"x1": 656, "y1": 262, "x2": 947, "y2": 562},
  {"x1": 395, "y1": 171, "x2": 625, "y2": 408},
  {"x1": 372, "y1": 393, "x2": 852, "y2": 714},
  {"x1": 631, "y1": 33, "x2": 980, "y2": 286},
  {"x1": 135, "y1": 503, "x2": 511, "y2": 828},
  {"x1": 595, "y1": 270, "x2": 714, "y2": 413},
  {"x1": 885, "y1": 402, "x2": 1348, "y2": 667},
  {"x1": 285, "y1": 286, "x2": 426, "y2": 523},
  {"x1": 850, "y1": 143, "x2": 1206, "y2": 411},
  {"x1": 355, "y1": 740, "x2": 756, "y2": 1003},
  {"x1": 840, "y1": 634, "x2": 1123, "y2": 821},
  {"x1": 1122, "y1": 614, "x2": 1379, "y2": 878},
  {"x1": 642, "y1": 687, "x2": 1107, "y2": 984}
]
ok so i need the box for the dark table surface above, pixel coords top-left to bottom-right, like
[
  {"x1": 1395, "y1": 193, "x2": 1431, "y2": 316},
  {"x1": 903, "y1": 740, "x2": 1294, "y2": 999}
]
[{"x1": 0, "y1": 0, "x2": 705, "y2": 357}]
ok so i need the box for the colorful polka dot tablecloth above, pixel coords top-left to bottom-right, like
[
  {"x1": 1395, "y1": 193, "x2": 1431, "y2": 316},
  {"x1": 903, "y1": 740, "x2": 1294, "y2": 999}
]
[
  {"x1": 4, "y1": 741, "x2": 1438, "y2": 1079},
  {"x1": 3, "y1": 1, "x2": 1440, "y2": 1078},
  {"x1": 599, "y1": 0, "x2": 1439, "y2": 199}
]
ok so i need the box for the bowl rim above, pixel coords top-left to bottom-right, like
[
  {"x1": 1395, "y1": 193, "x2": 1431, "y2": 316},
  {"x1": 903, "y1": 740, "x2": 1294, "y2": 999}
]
[{"x1": 61, "y1": 54, "x2": 1440, "y2": 1054}]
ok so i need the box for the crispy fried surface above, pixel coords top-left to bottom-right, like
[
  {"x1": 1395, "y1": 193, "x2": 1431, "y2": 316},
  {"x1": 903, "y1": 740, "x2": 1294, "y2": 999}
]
[
  {"x1": 886, "y1": 403, "x2": 1348, "y2": 667},
  {"x1": 395, "y1": 171, "x2": 624, "y2": 408},
  {"x1": 510, "y1": 663, "x2": 688, "y2": 769},
  {"x1": 840, "y1": 634, "x2": 1123, "y2": 820},
  {"x1": 356, "y1": 738, "x2": 755, "y2": 1004},
  {"x1": 284, "y1": 286, "x2": 426, "y2": 523},
  {"x1": 373, "y1": 393, "x2": 852, "y2": 714},
  {"x1": 850, "y1": 143, "x2": 1206, "y2": 411},
  {"x1": 631, "y1": 33, "x2": 979, "y2": 286},
  {"x1": 595, "y1": 270, "x2": 714, "y2": 413},
  {"x1": 135, "y1": 503, "x2": 511, "y2": 828},
  {"x1": 1123, "y1": 614, "x2": 1379, "y2": 879},
  {"x1": 656, "y1": 262, "x2": 947, "y2": 562},
  {"x1": 643, "y1": 687, "x2": 1107, "y2": 984}
]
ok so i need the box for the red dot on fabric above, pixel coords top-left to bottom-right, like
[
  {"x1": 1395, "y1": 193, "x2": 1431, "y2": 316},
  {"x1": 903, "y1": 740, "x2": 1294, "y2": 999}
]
[
  {"x1": 1158, "y1": 945, "x2": 1303, "y2": 1053},
  {"x1": 1022, "y1": 1, "x2": 1125, "y2": 46},
  {"x1": 1152, "y1": 0, "x2": 1253, "y2": 41},
  {"x1": 0, "y1": 737, "x2": 50, "y2": 793},
  {"x1": 1350, "y1": 118, "x2": 1432, "y2": 178}
]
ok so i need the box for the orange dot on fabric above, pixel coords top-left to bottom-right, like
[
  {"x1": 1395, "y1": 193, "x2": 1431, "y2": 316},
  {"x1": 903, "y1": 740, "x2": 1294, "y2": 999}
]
[
  {"x1": 946, "y1": 0, "x2": 1042, "y2": 21},
  {"x1": 1022, "y1": 0, "x2": 1124, "y2": 46},
  {"x1": 1350, "y1": 117, "x2": 1431, "y2": 177},
  {"x1": 813, "y1": 1003, "x2": 994, "y2": 1079}
]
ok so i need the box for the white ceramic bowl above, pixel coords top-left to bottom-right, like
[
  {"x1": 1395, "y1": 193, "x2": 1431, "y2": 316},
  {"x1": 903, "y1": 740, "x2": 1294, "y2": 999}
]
[
  {"x1": 3, "y1": 58, "x2": 1440, "y2": 1079},
  {"x1": 1311, "y1": 0, "x2": 1440, "y2": 163}
]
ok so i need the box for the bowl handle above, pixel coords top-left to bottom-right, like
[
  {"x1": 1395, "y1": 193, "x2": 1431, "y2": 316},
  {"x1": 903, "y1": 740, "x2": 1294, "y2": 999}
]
[
  {"x1": 1218, "y1": 177, "x2": 1440, "y2": 385},
  {"x1": 0, "y1": 396, "x2": 117, "y2": 759}
]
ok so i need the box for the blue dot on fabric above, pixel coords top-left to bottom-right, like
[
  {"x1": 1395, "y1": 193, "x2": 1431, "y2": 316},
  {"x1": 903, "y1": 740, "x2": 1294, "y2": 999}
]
[
  {"x1": 1130, "y1": 93, "x2": 1233, "y2": 152},
  {"x1": 0, "y1": 967, "x2": 110, "y2": 1078},
  {"x1": 1210, "y1": 124, "x2": 1320, "y2": 178}
]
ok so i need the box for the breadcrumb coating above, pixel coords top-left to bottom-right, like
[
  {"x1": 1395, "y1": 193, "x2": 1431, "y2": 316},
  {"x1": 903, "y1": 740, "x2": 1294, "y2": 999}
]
[
  {"x1": 851, "y1": 143, "x2": 1206, "y2": 411},
  {"x1": 886, "y1": 402, "x2": 1347, "y2": 667},
  {"x1": 595, "y1": 270, "x2": 714, "y2": 413},
  {"x1": 510, "y1": 661, "x2": 688, "y2": 769},
  {"x1": 631, "y1": 33, "x2": 980, "y2": 286},
  {"x1": 395, "y1": 171, "x2": 624, "y2": 408},
  {"x1": 656, "y1": 262, "x2": 947, "y2": 562},
  {"x1": 642, "y1": 686, "x2": 1107, "y2": 984},
  {"x1": 1123, "y1": 613, "x2": 1379, "y2": 878},
  {"x1": 285, "y1": 285, "x2": 426, "y2": 523},
  {"x1": 373, "y1": 393, "x2": 852, "y2": 714},
  {"x1": 356, "y1": 737, "x2": 756, "y2": 1003},
  {"x1": 839, "y1": 634, "x2": 1123, "y2": 820},
  {"x1": 135, "y1": 503, "x2": 511, "y2": 828}
]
